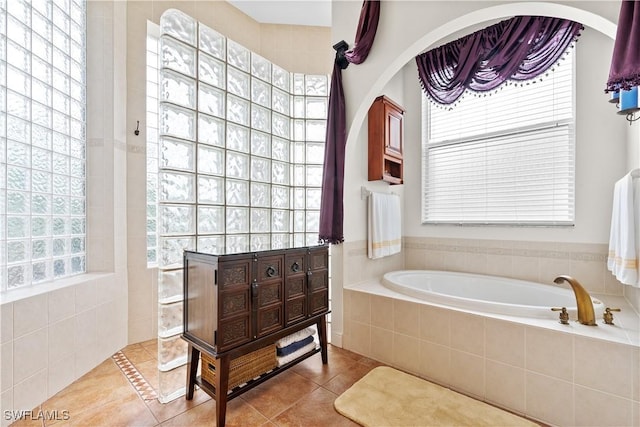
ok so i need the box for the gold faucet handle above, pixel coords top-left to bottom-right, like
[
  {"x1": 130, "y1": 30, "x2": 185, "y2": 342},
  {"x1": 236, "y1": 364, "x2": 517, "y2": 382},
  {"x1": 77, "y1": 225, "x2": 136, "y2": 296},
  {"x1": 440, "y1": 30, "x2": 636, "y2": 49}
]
[
  {"x1": 551, "y1": 307, "x2": 570, "y2": 325},
  {"x1": 603, "y1": 307, "x2": 621, "y2": 325}
]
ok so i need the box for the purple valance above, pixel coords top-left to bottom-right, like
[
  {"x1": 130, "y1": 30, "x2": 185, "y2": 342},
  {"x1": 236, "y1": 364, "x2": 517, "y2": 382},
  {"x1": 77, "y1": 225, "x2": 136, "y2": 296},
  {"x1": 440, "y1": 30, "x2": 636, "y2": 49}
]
[
  {"x1": 416, "y1": 16, "x2": 583, "y2": 105},
  {"x1": 606, "y1": 1, "x2": 640, "y2": 92},
  {"x1": 319, "y1": 0, "x2": 380, "y2": 244}
]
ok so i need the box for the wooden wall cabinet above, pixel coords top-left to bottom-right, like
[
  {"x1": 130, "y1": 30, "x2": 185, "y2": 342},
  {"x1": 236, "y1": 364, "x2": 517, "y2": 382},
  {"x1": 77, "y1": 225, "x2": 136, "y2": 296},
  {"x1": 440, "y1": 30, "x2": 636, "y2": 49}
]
[
  {"x1": 182, "y1": 245, "x2": 329, "y2": 427},
  {"x1": 368, "y1": 95, "x2": 405, "y2": 184}
]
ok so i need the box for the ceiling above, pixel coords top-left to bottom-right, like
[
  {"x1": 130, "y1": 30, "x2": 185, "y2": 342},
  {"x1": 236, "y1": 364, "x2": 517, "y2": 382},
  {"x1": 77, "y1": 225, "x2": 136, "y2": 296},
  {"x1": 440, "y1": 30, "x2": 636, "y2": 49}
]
[{"x1": 227, "y1": 0, "x2": 331, "y2": 27}]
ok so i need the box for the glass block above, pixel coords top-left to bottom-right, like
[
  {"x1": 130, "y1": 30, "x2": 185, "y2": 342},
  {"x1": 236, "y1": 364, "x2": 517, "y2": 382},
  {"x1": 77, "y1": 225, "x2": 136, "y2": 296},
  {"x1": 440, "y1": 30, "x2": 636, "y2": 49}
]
[
  {"x1": 7, "y1": 15, "x2": 29, "y2": 48},
  {"x1": 160, "y1": 205, "x2": 194, "y2": 235},
  {"x1": 160, "y1": 35, "x2": 195, "y2": 77},
  {"x1": 161, "y1": 69, "x2": 196, "y2": 109},
  {"x1": 160, "y1": 137, "x2": 195, "y2": 172},
  {"x1": 159, "y1": 268, "x2": 184, "y2": 303},
  {"x1": 52, "y1": 196, "x2": 69, "y2": 215},
  {"x1": 251, "y1": 53, "x2": 271, "y2": 82},
  {"x1": 7, "y1": 216, "x2": 27, "y2": 238},
  {"x1": 294, "y1": 234, "x2": 305, "y2": 248},
  {"x1": 31, "y1": 239, "x2": 48, "y2": 259},
  {"x1": 53, "y1": 258, "x2": 67, "y2": 278},
  {"x1": 226, "y1": 151, "x2": 249, "y2": 180},
  {"x1": 8, "y1": 240, "x2": 27, "y2": 262},
  {"x1": 226, "y1": 95, "x2": 249, "y2": 126},
  {"x1": 272, "y1": 88, "x2": 290, "y2": 115},
  {"x1": 272, "y1": 113, "x2": 290, "y2": 138},
  {"x1": 293, "y1": 96, "x2": 305, "y2": 118},
  {"x1": 305, "y1": 97, "x2": 327, "y2": 119},
  {"x1": 158, "y1": 334, "x2": 188, "y2": 370},
  {"x1": 197, "y1": 145, "x2": 224, "y2": 176},
  {"x1": 271, "y1": 186, "x2": 289, "y2": 209},
  {"x1": 251, "y1": 131, "x2": 270, "y2": 157},
  {"x1": 226, "y1": 234, "x2": 248, "y2": 254},
  {"x1": 32, "y1": 261, "x2": 50, "y2": 283},
  {"x1": 7, "y1": 40, "x2": 30, "y2": 73},
  {"x1": 32, "y1": 217, "x2": 50, "y2": 236},
  {"x1": 226, "y1": 180, "x2": 249, "y2": 206},
  {"x1": 32, "y1": 193, "x2": 50, "y2": 214},
  {"x1": 198, "y1": 52, "x2": 225, "y2": 89},
  {"x1": 197, "y1": 236, "x2": 224, "y2": 255},
  {"x1": 293, "y1": 73, "x2": 304, "y2": 95},
  {"x1": 160, "y1": 9, "x2": 196, "y2": 46},
  {"x1": 70, "y1": 237, "x2": 84, "y2": 254},
  {"x1": 32, "y1": 125, "x2": 52, "y2": 150},
  {"x1": 8, "y1": 265, "x2": 26, "y2": 288},
  {"x1": 271, "y1": 161, "x2": 288, "y2": 185},
  {"x1": 306, "y1": 143, "x2": 325, "y2": 165},
  {"x1": 250, "y1": 208, "x2": 270, "y2": 233},
  {"x1": 52, "y1": 111, "x2": 69, "y2": 134},
  {"x1": 69, "y1": 177, "x2": 85, "y2": 198},
  {"x1": 227, "y1": 67, "x2": 249, "y2": 99},
  {"x1": 160, "y1": 171, "x2": 195, "y2": 203},
  {"x1": 7, "y1": 166, "x2": 29, "y2": 191},
  {"x1": 226, "y1": 207, "x2": 248, "y2": 233},
  {"x1": 306, "y1": 188, "x2": 322, "y2": 209},
  {"x1": 198, "y1": 83, "x2": 225, "y2": 118},
  {"x1": 160, "y1": 103, "x2": 195, "y2": 141},
  {"x1": 306, "y1": 120, "x2": 326, "y2": 142},
  {"x1": 227, "y1": 40, "x2": 249, "y2": 72},
  {"x1": 8, "y1": 67, "x2": 31, "y2": 98},
  {"x1": 306, "y1": 165, "x2": 323, "y2": 186},
  {"x1": 71, "y1": 198, "x2": 84, "y2": 215},
  {"x1": 70, "y1": 158, "x2": 84, "y2": 177},
  {"x1": 160, "y1": 236, "x2": 195, "y2": 268},
  {"x1": 226, "y1": 123, "x2": 249, "y2": 153},
  {"x1": 306, "y1": 211, "x2": 320, "y2": 232},
  {"x1": 199, "y1": 24, "x2": 225, "y2": 60},
  {"x1": 250, "y1": 157, "x2": 270, "y2": 183},
  {"x1": 271, "y1": 137, "x2": 289, "y2": 162},
  {"x1": 306, "y1": 234, "x2": 319, "y2": 247},
  {"x1": 294, "y1": 120, "x2": 305, "y2": 141},
  {"x1": 158, "y1": 301, "x2": 184, "y2": 339},
  {"x1": 52, "y1": 217, "x2": 67, "y2": 235},
  {"x1": 71, "y1": 256, "x2": 85, "y2": 274},
  {"x1": 294, "y1": 165, "x2": 305, "y2": 186},
  {"x1": 198, "y1": 206, "x2": 224, "y2": 234},
  {"x1": 251, "y1": 78, "x2": 270, "y2": 108},
  {"x1": 7, "y1": 91, "x2": 30, "y2": 120},
  {"x1": 7, "y1": 140, "x2": 29, "y2": 166},
  {"x1": 251, "y1": 104, "x2": 270, "y2": 133},
  {"x1": 272, "y1": 210, "x2": 289, "y2": 232},
  {"x1": 250, "y1": 182, "x2": 270, "y2": 207},
  {"x1": 52, "y1": 174, "x2": 69, "y2": 195},
  {"x1": 251, "y1": 234, "x2": 270, "y2": 251},
  {"x1": 32, "y1": 102, "x2": 51, "y2": 128},
  {"x1": 294, "y1": 211, "x2": 305, "y2": 232},
  {"x1": 305, "y1": 75, "x2": 328, "y2": 96},
  {"x1": 271, "y1": 234, "x2": 290, "y2": 250},
  {"x1": 294, "y1": 188, "x2": 305, "y2": 210},
  {"x1": 197, "y1": 176, "x2": 224, "y2": 204},
  {"x1": 7, "y1": 191, "x2": 28, "y2": 213},
  {"x1": 7, "y1": 115, "x2": 30, "y2": 143},
  {"x1": 158, "y1": 365, "x2": 187, "y2": 402},
  {"x1": 272, "y1": 64, "x2": 289, "y2": 91},
  {"x1": 198, "y1": 114, "x2": 224, "y2": 146}
]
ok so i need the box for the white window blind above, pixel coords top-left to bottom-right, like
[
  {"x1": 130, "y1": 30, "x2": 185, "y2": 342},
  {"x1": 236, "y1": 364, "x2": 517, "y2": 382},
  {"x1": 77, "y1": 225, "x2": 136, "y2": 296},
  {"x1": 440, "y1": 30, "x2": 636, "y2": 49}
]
[{"x1": 422, "y1": 52, "x2": 575, "y2": 225}]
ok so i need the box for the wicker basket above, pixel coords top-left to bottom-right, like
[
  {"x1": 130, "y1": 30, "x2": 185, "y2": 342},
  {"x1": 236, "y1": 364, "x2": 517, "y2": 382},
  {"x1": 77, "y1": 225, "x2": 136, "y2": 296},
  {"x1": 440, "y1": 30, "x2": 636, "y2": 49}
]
[{"x1": 201, "y1": 344, "x2": 276, "y2": 390}]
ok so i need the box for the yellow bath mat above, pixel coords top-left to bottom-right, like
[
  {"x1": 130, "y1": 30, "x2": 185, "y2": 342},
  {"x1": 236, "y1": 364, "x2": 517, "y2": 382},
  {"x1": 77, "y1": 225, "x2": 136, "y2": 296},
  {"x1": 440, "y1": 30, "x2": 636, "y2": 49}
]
[{"x1": 334, "y1": 366, "x2": 538, "y2": 426}]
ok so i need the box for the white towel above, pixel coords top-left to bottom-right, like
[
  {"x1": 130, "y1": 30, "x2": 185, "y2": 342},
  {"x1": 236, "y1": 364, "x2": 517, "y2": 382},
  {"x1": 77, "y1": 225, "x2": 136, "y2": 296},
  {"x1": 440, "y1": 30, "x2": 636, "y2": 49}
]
[
  {"x1": 607, "y1": 172, "x2": 640, "y2": 287},
  {"x1": 275, "y1": 327, "x2": 315, "y2": 348},
  {"x1": 367, "y1": 192, "x2": 402, "y2": 259}
]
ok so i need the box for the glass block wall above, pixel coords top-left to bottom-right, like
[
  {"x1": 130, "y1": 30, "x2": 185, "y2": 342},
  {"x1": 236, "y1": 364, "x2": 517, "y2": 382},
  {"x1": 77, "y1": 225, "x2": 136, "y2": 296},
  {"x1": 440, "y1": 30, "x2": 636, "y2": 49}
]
[
  {"x1": 0, "y1": 0, "x2": 87, "y2": 290},
  {"x1": 154, "y1": 9, "x2": 328, "y2": 402}
]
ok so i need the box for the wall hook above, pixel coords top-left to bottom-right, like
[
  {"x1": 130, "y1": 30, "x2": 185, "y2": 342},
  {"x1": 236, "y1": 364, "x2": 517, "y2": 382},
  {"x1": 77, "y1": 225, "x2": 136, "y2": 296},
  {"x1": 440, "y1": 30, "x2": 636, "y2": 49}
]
[{"x1": 134, "y1": 120, "x2": 140, "y2": 136}]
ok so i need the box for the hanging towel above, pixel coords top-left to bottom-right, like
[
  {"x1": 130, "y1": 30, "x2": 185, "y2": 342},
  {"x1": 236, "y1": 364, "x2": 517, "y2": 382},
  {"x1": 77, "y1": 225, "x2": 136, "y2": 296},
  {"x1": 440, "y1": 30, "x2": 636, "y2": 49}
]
[
  {"x1": 367, "y1": 192, "x2": 402, "y2": 259},
  {"x1": 607, "y1": 171, "x2": 640, "y2": 287}
]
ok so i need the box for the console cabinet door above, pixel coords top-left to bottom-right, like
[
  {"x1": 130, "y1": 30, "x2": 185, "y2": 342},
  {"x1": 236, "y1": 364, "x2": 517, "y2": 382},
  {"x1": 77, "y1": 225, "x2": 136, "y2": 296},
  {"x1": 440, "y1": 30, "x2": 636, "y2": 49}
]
[
  {"x1": 217, "y1": 259, "x2": 253, "y2": 352},
  {"x1": 307, "y1": 247, "x2": 329, "y2": 316},
  {"x1": 284, "y1": 249, "x2": 307, "y2": 326},
  {"x1": 253, "y1": 254, "x2": 285, "y2": 338}
]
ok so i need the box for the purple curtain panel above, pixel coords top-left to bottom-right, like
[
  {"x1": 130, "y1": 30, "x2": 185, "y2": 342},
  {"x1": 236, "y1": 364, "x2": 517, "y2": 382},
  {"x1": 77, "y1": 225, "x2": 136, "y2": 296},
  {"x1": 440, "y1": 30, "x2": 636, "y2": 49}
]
[{"x1": 607, "y1": 1, "x2": 640, "y2": 92}]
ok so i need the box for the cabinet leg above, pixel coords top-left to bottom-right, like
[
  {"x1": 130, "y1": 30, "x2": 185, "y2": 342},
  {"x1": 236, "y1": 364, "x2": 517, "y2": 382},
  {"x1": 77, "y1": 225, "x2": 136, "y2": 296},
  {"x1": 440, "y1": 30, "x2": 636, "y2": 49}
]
[
  {"x1": 215, "y1": 354, "x2": 231, "y2": 427},
  {"x1": 317, "y1": 315, "x2": 328, "y2": 364},
  {"x1": 186, "y1": 344, "x2": 200, "y2": 400}
]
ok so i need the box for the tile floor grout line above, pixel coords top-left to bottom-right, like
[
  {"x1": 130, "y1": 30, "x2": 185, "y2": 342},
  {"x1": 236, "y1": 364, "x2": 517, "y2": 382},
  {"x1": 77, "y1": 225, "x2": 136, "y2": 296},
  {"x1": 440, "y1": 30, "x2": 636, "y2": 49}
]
[{"x1": 112, "y1": 351, "x2": 159, "y2": 402}]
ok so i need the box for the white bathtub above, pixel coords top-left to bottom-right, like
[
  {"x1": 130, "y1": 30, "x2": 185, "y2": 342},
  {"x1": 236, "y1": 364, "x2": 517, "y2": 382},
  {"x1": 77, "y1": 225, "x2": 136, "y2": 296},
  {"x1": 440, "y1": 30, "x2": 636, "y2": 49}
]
[{"x1": 382, "y1": 270, "x2": 605, "y2": 320}]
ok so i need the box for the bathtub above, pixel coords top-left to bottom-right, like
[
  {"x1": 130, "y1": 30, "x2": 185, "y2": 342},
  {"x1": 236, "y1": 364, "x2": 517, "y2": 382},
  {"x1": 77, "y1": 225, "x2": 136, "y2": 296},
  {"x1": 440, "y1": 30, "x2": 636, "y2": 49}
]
[{"x1": 382, "y1": 270, "x2": 605, "y2": 320}]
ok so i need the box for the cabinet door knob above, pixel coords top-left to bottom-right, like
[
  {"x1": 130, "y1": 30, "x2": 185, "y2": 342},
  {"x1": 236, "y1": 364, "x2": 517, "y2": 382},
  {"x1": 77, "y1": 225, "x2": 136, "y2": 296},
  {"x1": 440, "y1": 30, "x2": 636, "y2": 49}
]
[
  {"x1": 266, "y1": 266, "x2": 277, "y2": 277},
  {"x1": 291, "y1": 262, "x2": 300, "y2": 273}
]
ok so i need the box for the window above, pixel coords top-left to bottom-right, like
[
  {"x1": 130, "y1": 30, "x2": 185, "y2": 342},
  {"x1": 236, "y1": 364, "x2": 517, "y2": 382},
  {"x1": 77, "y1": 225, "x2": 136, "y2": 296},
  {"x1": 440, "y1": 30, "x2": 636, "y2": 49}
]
[
  {"x1": 422, "y1": 52, "x2": 575, "y2": 225},
  {"x1": 0, "y1": 0, "x2": 87, "y2": 290}
]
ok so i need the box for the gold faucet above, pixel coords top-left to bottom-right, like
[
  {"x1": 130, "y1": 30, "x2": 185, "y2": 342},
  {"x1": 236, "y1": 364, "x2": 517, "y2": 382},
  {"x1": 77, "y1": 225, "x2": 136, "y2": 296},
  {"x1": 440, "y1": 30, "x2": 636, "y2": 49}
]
[{"x1": 553, "y1": 275, "x2": 597, "y2": 326}]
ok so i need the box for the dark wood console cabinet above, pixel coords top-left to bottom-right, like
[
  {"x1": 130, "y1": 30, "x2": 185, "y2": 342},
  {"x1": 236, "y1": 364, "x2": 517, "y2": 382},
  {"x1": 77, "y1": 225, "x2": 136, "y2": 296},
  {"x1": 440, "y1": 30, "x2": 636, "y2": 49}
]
[{"x1": 182, "y1": 245, "x2": 329, "y2": 427}]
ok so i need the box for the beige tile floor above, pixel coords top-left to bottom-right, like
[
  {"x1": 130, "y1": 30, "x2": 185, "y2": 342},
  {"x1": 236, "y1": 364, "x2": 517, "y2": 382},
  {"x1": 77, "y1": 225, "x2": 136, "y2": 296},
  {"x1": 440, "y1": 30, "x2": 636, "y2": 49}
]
[{"x1": 10, "y1": 340, "x2": 382, "y2": 426}]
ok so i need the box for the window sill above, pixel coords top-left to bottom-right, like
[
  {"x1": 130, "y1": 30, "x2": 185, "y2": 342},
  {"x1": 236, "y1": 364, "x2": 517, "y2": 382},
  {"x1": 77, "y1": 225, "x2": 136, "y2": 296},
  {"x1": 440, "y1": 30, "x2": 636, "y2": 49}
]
[{"x1": 0, "y1": 272, "x2": 115, "y2": 305}]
